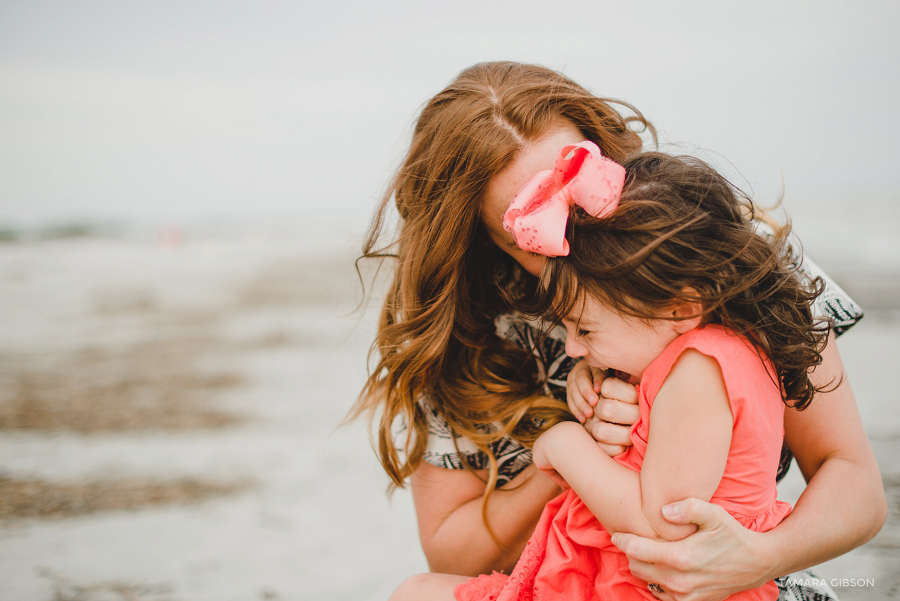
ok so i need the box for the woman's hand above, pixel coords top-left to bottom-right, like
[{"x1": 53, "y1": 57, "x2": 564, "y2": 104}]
[
  {"x1": 611, "y1": 498, "x2": 768, "y2": 601},
  {"x1": 567, "y1": 362, "x2": 640, "y2": 456}
]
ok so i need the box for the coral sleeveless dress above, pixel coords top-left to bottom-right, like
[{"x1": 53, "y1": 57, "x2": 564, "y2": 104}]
[{"x1": 455, "y1": 325, "x2": 792, "y2": 601}]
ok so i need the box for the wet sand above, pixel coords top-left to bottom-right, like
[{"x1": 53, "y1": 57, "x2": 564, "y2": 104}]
[{"x1": 0, "y1": 233, "x2": 896, "y2": 600}]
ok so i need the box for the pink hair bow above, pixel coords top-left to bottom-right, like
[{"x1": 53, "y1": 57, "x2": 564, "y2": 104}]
[{"x1": 502, "y1": 141, "x2": 625, "y2": 257}]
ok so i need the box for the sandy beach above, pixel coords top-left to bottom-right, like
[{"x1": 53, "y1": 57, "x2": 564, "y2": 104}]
[{"x1": 0, "y1": 230, "x2": 897, "y2": 601}]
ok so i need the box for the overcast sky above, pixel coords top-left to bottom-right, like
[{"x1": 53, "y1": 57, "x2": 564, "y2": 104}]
[{"x1": 1, "y1": 0, "x2": 898, "y2": 248}]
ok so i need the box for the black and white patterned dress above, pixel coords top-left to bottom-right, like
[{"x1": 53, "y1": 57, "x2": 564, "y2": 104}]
[{"x1": 400, "y1": 251, "x2": 863, "y2": 601}]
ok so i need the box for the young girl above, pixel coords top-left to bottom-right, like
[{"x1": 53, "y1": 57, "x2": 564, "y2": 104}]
[{"x1": 391, "y1": 143, "x2": 829, "y2": 601}]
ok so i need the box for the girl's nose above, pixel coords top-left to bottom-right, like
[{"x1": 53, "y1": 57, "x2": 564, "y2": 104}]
[{"x1": 565, "y1": 337, "x2": 587, "y2": 359}]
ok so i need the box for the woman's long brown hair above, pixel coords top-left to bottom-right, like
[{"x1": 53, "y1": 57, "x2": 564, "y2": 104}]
[
  {"x1": 349, "y1": 62, "x2": 651, "y2": 534},
  {"x1": 536, "y1": 152, "x2": 830, "y2": 410}
]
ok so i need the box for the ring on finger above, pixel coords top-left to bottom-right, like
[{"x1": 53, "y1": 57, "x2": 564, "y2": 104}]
[{"x1": 648, "y1": 583, "x2": 665, "y2": 595}]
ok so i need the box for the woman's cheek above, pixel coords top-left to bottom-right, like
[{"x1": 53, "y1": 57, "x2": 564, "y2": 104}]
[{"x1": 517, "y1": 252, "x2": 544, "y2": 277}]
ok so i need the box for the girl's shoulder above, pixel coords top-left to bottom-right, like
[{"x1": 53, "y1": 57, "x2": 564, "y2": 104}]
[
  {"x1": 641, "y1": 325, "x2": 777, "y2": 410},
  {"x1": 656, "y1": 325, "x2": 757, "y2": 363},
  {"x1": 676, "y1": 324, "x2": 756, "y2": 355}
]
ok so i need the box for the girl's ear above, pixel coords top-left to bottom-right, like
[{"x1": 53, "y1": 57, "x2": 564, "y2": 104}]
[{"x1": 669, "y1": 287, "x2": 704, "y2": 334}]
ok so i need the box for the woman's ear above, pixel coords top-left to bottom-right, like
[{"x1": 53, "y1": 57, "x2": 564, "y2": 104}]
[{"x1": 669, "y1": 287, "x2": 704, "y2": 334}]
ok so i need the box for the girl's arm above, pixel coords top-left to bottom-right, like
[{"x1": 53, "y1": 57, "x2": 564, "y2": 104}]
[
  {"x1": 410, "y1": 461, "x2": 561, "y2": 576},
  {"x1": 410, "y1": 363, "x2": 644, "y2": 576},
  {"x1": 535, "y1": 350, "x2": 733, "y2": 542},
  {"x1": 611, "y1": 332, "x2": 887, "y2": 601}
]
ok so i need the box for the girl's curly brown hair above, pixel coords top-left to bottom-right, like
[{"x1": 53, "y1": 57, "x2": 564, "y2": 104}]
[{"x1": 536, "y1": 151, "x2": 831, "y2": 409}]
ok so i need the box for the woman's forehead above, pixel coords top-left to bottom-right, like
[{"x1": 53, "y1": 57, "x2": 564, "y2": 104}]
[{"x1": 482, "y1": 123, "x2": 584, "y2": 229}]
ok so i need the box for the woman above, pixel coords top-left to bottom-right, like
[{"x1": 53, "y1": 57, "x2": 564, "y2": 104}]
[{"x1": 353, "y1": 61, "x2": 885, "y2": 601}]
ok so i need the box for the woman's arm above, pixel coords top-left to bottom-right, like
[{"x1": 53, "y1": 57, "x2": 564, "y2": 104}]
[
  {"x1": 410, "y1": 460, "x2": 561, "y2": 576},
  {"x1": 537, "y1": 350, "x2": 733, "y2": 541},
  {"x1": 759, "y1": 329, "x2": 886, "y2": 569},
  {"x1": 611, "y1": 332, "x2": 887, "y2": 601}
]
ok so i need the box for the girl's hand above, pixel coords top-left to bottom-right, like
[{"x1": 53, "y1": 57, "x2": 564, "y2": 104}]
[
  {"x1": 575, "y1": 371, "x2": 640, "y2": 456},
  {"x1": 533, "y1": 427, "x2": 571, "y2": 491},
  {"x1": 611, "y1": 498, "x2": 768, "y2": 601},
  {"x1": 566, "y1": 360, "x2": 606, "y2": 423}
]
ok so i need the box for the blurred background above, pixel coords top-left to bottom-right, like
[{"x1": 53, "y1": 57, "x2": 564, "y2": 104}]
[{"x1": 1, "y1": 1, "x2": 898, "y2": 600}]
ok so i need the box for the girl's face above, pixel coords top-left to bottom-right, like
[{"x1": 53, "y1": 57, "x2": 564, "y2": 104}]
[
  {"x1": 482, "y1": 121, "x2": 585, "y2": 276},
  {"x1": 562, "y1": 294, "x2": 685, "y2": 381}
]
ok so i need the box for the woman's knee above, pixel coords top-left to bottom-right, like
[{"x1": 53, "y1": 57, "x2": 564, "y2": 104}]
[{"x1": 389, "y1": 572, "x2": 461, "y2": 601}]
